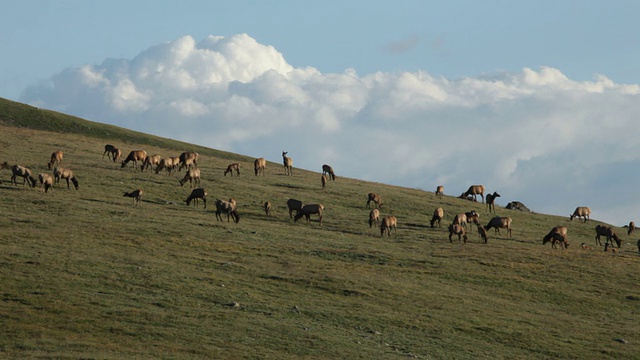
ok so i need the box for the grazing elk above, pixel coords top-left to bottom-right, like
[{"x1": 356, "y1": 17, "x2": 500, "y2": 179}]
[
  {"x1": 6, "y1": 163, "x2": 37, "y2": 188},
  {"x1": 254, "y1": 157, "x2": 266, "y2": 176},
  {"x1": 461, "y1": 185, "x2": 485, "y2": 203},
  {"x1": 294, "y1": 204, "x2": 324, "y2": 225},
  {"x1": 141, "y1": 154, "x2": 161, "y2": 172},
  {"x1": 366, "y1": 193, "x2": 383, "y2": 209},
  {"x1": 322, "y1": 164, "x2": 336, "y2": 181},
  {"x1": 215, "y1": 199, "x2": 240, "y2": 223},
  {"x1": 430, "y1": 207, "x2": 444, "y2": 228},
  {"x1": 38, "y1": 173, "x2": 54, "y2": 193},
  {"x1": 123, "y1": 189, "x2": 143, "y2": 206},
  {"x1": 224, "y1": 163, "x2": 241, "y2": 177},
  {"x1": 282, "y1": 151, "x2": 293, "y2": 176},
  {"x1": 484, "y1": 217, "x2": 512, "y2": 237},
  {"x1": 435, "y1": 185, "x2": 444, "y2": 199},
  {"x1": 569, "y1": 206, "x2": 591, "y2": 222},
  {"x1": 178, "y1": 168, "x2": 201, "y2": 188},
  {"x1": 542, "y1": 226, "x2": 568, "y2": 249},
  {"x1": 53, "y1": 167, "x2": 79, "y2": 190},
  {"x1": 178, "y1": 151, "x2": 199, "y2": 171},
  {"x1": 121, "y1": 150, "x2": 147, "y2": 170},
  {"x1": 47, "y1": 150, "x2": 63, "y2": 170},
  {"x1": 486, "y1": 191, "x2": 500, "y2": 214},
  {"x1": 448, "y1": 224, "x2": 468, "y2": 244},
  {"x1": 185, "y1": 188, "x2": 207, "y2": 208},
  {"x1": 287, "y1": 199, "x2": 304, "y2": 218},
  {"x1": 380, "y1": 215, "x2": 398, "y2": 237},
  {"x1": 369, "y1": 208, "x2": 380, "y2": 228},
  {"x1": 103, "y1": 144, "x2": 122, "y2": 162},
  {"x1": 156, "y1": 157, "x2": 179, "y2": 175},
  {"x1": 594, "y1": 224, "x2": 621, "y2": 248}
]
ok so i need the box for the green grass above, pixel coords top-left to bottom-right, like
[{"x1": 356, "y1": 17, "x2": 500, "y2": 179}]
[{"x1": 1, "y1": 97, "x2": 639, "y2": 359}]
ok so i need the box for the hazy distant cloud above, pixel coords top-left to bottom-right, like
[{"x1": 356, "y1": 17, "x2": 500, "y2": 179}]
[
  {"x1": 21, "y1": 33, "x2": 640, "y2": 225},
  {"x1": 382, "y1": 34, "x2": 421, "y2": 54}
]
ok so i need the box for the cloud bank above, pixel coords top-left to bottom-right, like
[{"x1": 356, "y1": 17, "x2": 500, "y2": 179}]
[{"x1": 21, "y1": 34, "x2": 640, "y2": 225}]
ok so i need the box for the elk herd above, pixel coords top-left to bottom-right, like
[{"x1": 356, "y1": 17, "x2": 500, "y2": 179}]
[{"x1": 2, "y1": 143, "x2": 639, "y2": 256}]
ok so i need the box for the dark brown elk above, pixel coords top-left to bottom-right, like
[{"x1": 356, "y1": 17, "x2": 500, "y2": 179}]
[
  {"x1": 461, "y1": 185, "x2": 485, "y2": 203},
  {"x1": 294, "y1": 204, "x2": 324, "y2": 225},
  {"x1": 53, "y1": 167, "x2": 79, "y2": 190},
  {"x1": 103, "y1": 144, "x2": 122, "y2": 162},
  {"x1": 594, "y1": 224, "x2": 621, "y2": 248},
  {"x1": 282, "y1": 151, "x2": 293, "y2": 176},
  {"x1": 484, "y1": 217, "x2": 512, "y2": 237},
  {"x1": 430, "y1": 207, "x2": 444, "y2": 228},
  {"x1": 185, "y1": 188, "x2": 207, "y2": 208},
  {"x1": 448, "y1": 224, "x2": 468, "y2": 244},
  {"x1": 215, "y1": 199, "x2": 240, "y2": 223},
  {"x1": 369, "y1": 209, "x2": 380, "y2": 228},
  {"x1": 542, "y1": 226, "x2": 568, "y2": 249},
  {"x1": 380, "y1": 215, "x2": 397, "y2": 237},
  {"x1": 435, "y1": 185, "x2": 444, "y2": 199},
  {"x1": 47, "y1": 150, "x2": 63, "y2": 170},
  {"x1": 287, "y1": 199, "x2": 303, "y2": 218},
  {"x1": 123, "y1": 189, "x2": 143, "y2": 206},
  {"x1": 570, "y1": 206, "x2": 591, "y2": 222},
  {"x1": 224, "y1": 163, "x2": 241, "y2": 177},
  {"x1": 121, "y1": 150, "x2": 147, "y2": 170},
  {"x1": 366, "y1": 193, "x2": 383, "y2": 209},
  {"x1": 486, "y1": 191, "x2": 500, "y2": 214},
  {"x1": 178, "y1": 168, "x2": 201, "y2": 188},
  {"x1": 254, "y1": 157, "x2": 266, "y2": 176},
  {"x1": 322, "y1": 164, "x2": 335, "y2": 181},
  {"x1": 628, "y1": 221, "x2": 636, "y2": 236}
]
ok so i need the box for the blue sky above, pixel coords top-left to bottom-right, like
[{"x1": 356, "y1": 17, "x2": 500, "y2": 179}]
[{"x1": 2, "y1": 1, "x2": 640, "y2": 226}]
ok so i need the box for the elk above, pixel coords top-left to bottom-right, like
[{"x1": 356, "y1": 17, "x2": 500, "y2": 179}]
[
  {"x1": 282, "y1": 151, "x2": 293, "y2": 176},
  {"x1": 224, "y1": 163, "x2": 241, "y2": 177},
  {"x1": 484, "y1": 217, "x2": 512, "y2": 237},
  {"x1": 461, "y1": 185, "x2": 485, "y2": 203},
  {"x1": 215, "y1": 199, "x2": 240, "y2": 223},
  {"x1": 628, "y1": 221, "x2": 636, "y2": 236},
  {"x1": 185, "y1": 188, "x2": 207, "y2": 208},
  {"x1": 53, "y1": 167, "x2": 79, "y2": 190},
  {"x1": 322, "y1": 164, "x2": 336, "y2": 181},
  {"x1": 435, "y1": 185, "x2": 444, "y2": 199},
  {"x1": 121, "y1": 150, "x2": 147, "y2": 170},
  {"x1": 123, "y1": 189, "x2": 143, "y2": 206},
  {"x1": 38, "y1": 173, "x2": 54, "y2": 193},
  {"x1": 140, "y1": 154, "x2": 161, "y2": 172},
  {"x1": 294, "y1": 204, "x2": 324, "y2": 225},
  {"x1": 178, "y1": 168, "x2": 201, "y2": 188},
  {"x1": 366, "y1": 193, "x2": 383, "y2": 209},
  {"x1": 452, "y1": 213, "x2": 468, "y2": 227},
  {"x1": 570, "y1": 206, "x2": 591, "y2": 222},
  {"x1": 6, "y1": 163, "x2": 37, "y2": 188},
  {"x1": 542, "y1": 226, "x2": 568, "y2": 249},
  {"x1": 448, "y1": 224, "x2": 468, "y2": 244},
  {"x1": 287, "y1": 198, "x2": 303, "y2": 218},
  {"x1": 178, "y1": 151, "x2": 199, "y2": 171},
  {"x1": 264, "y1": 201, "x2": 272, "y2": 216},
  {"x1": 103, "y1": 144, "x2": 122, "y2": 162},
  {"x1": 477, "y1": 224, "x2": 488, "y2": 244},
  {"x1": 594, "y1": 224, "x2": 621, "y2": 248},
  {"x1": 254, "y1": 157, "x2": 266, "y2": 176},
  {"x1": 321, "y1": 174, "x2": 327, "y2": 190},
  {"x1": 380, "y1": 215, "x2": 397, "y2": 237},
  {"x1": 430, "y1": 207, "x2": 444, "y2": 228},
  {"x1": 47, "y1": 150, "x2": 63, "y2": 170},
  {"x1": 486, "y1": 191, "x2": 500, "y2": 214},
  {"x1": 369, "y1": 208, "x2": 380, "y2": 228},
  {"x1": 156, "y1": 157, "x2": 179, "y2": 175}
]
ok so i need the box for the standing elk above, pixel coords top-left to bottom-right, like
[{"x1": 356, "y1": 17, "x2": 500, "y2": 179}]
[
  {"x1": 369, "y1": 208, "x2": 380, "y2": 228},
  {"x1": 366, "y1": 193, "x2": 383, "y2": 209},
  {"x1": 38, "y1": 173, "x2": 54, "y2": 193},
  {"x1": 486, "y1": 191, "x2": 500, "y2": 214},
  {"x1": 224, "y1": 163, "x2": 241, "y2": 177},
  {"x1": 322, "y1": 164, "x2": 336, "y2": 181},
  {"x1": 185, "y1": 188, "x2": 207, "y2": 208},
  {"x1": 254, "y1": 157, "x2": 266, "y2": 176},
  {"x1": 594, "y1": 224, "x2": 621, "y2": 248},
  {"x1": 430, "y1": 207, "x2": 444, "y2": 228},
  {"x1": 477, "y1": 224, "x2": 488, "y2": 244},
  {"x1": 628, "y1": 221, "x2": 636, "y2": 236},
  {"x1": 570, "y1": 206, "x2": 591, "y2": 222},
  {"x1": 287, "y1": 199, "x2": 304, "y2": 218},
  {"x1": 264, "y1": 201, "x2": 272, "y2": 216},
  {"x1": 121, "y1": 150, "x2": 147, "y2": 170},
  {"x1": 177, "y1": 168, "x2": 201, "y2": 188},
  {"x1": 448, "y1": 224, "x2": 468, "y2": 244},
  {"x1": 321, "y1": 174, "x2": 327, "y2": 190},
  {"x1": 282, "y1": 151, "x2": 293, "y2": 176},
  {"x1": 178, "y1": 151, "x2": 199, "y2": 171},
  {"x1": 435, "y1": 185, "x2": 444, "y2": 199},
  {"x1": 294, "y1": 204, "x2": 324, "y2": 225},
  {"x1": 47, "y1": 150, "x2": 63, "y2": 170},
  {"x1": 53, "y1": 167, "x2": 79, "y2": 190},
  {"x1": 215, "y1": 199, "x2": 240, "y2": 223},
  {"x1": 380, "y1": 215, "x2": 398, "y2": 237},
  {"x1": 484, "y1": 217, "x2": 512, "y2": 237},
  {"x1": 123, "y1": 189, "x2": 143, "y2": 206},
  {"x1": 460, "y1": 185, "x2": 485, "y2": 203},
  {"x1": 542, "y1": 226, "x2": 568, "y2": 249}
]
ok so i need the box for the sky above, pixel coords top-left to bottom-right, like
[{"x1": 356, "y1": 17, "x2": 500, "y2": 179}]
[{"x1": 2, "y1": 0, "x2": 640, "y2": 226}]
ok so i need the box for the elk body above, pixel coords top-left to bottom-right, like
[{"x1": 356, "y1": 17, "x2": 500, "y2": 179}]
[
  {"x1": 282, "y1": 151, "x2": 293, "y2": 176},
  {"x1": 224, "y1": 163, "x2": 241, "y2": 177},
  {"x1": 215, "y1": 199, "x2": 239, "y2": 223},
  {"x1": 53, "y1": 167, "x2": 79, "y2": 190},
  {"x1": 542, "y1": 226, "x2": 569, "y2": 249},
  {"x1": 123, "y1": 189, "x2": 143, "y2": 206},
  {"x1": 294, "y1": 204, "x2": 324, "y2": 225},
  {"x1": 461, "y1": 185, "x2": 485, "y2": 203},
  {"x1": 185, "y1": 188, "x2": 207, "y2": 208},
  {"x1": 178, "y1": 168, "x2": 201, "y2": 188},
  {"x1": 254, "y1": 157, "x2": 266, "y2": 176},
  {"x1": 366, "y1": 193, "x2": 382, "y2": 209},
  {"x1": 380, "y1": 215, "x2": 397, "y2": 237},
  {"x1": 47, "y1": 150, "x2": 63, "y2": 170},
  {"x1": 486, "y1": 191, "x2": 500, "y2": 214},
  {"x1": 322, "y1": 164, "x2": 335, "y2": 181},
  {"x1": 570, "y1": 207, "x2": 591, "y2": 222},
  {"x1": 121, "y1": 150, "x2": 147, "y2": 170}
]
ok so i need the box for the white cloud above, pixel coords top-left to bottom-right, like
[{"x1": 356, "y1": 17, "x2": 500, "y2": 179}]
[{"x1": 20, "y1": 34, "x2": 640, "y2": 226}]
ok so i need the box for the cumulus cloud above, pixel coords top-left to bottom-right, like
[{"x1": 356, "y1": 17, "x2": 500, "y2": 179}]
[{"x1": 20, "y1": 34, "x2": 640, "y2": 225}]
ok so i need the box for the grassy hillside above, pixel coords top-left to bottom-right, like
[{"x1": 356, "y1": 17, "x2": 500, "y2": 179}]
[{"x1": 0, "y1": 97, "x2": 639, "y2": 359}]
